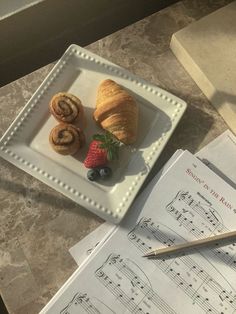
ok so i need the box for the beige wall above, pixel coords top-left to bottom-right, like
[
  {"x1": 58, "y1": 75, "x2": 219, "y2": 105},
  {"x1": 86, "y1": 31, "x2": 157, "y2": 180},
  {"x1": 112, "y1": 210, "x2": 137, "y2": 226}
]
[
  {"x1": 0, "y1": 0, "x2": 117, "y2": 62},
  {"x1": 0, "y1": 0, "x2": 44, "y2": 19},
  {"x1": 0, "y1": 0, "x2": 177, "y2": 86}
]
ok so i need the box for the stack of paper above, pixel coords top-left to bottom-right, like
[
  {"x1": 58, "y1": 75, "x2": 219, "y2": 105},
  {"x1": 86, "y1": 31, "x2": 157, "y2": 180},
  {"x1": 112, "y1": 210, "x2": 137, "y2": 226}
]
[{"x1": 40, "y1": 130, "x2": 236, "y2": 314}]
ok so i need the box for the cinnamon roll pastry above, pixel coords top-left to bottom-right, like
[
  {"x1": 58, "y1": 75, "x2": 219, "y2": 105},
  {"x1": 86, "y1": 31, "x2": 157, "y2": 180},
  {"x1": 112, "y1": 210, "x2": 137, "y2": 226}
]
[
  {"x1": 49, "y1": 92, "x2": 84, "y2": 126},
  {"x1": 49, "y1": 123, "x2": 85, "y2": 155}
]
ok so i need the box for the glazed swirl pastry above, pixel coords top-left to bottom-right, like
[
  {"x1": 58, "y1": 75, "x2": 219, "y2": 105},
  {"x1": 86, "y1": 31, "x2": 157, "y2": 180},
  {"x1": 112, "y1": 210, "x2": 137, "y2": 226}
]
[
  {"x1": 49, "y1": 92, "x2": 84, "y2": 125},
  {"x1": 49, "y1": 123, "x2": 85, "y2": 155}
]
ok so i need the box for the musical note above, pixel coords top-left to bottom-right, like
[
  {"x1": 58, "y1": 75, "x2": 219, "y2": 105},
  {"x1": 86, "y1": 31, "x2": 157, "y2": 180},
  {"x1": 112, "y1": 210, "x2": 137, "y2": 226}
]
[
  {"x1": 165, "y1": 191, "x2": 236, "y2": 273},
  {"x1": 45, "y1": 152, "x2": 236, "y2": 314},
  {"x1": 59, "y1": 290, "x2": 117, "y2": 314},
  {"x1": 60, "y1": 293, "x2": 99, "y2": 314},
  {"x1": 95, "y1": 253, "x2": 176, "y2": 314},
  {"x1": 128, "y1": 217, "x2": 236, "y2": 314},
  {"x1": 166, "y1": 190, "x2": 223, "y2": 232}
]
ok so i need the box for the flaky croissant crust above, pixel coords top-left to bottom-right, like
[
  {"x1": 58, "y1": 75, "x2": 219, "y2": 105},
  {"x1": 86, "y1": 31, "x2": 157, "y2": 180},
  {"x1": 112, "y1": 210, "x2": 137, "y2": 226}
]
[{"x1": 93, "y1": 79, "x2": 138, "y2": 144}]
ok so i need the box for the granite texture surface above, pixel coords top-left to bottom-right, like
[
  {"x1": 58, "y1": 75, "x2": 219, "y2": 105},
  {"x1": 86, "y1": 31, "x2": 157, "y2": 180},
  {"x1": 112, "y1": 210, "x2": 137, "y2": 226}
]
[{"x1": 0, "y1": 0, "x2": 232, "y2": 313}]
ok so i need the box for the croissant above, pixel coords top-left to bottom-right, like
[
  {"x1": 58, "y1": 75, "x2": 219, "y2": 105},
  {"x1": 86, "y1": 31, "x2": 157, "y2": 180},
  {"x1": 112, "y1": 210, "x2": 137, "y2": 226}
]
[
  {"x1": 49, "y1": 123, "x2": 85, "y2": 155},
  {"x1": 49, "y1": 92, "x2": 84, "y2": 126},
  {"x1": 93, "y1": 79, "x2": 139, "y2": 144}
]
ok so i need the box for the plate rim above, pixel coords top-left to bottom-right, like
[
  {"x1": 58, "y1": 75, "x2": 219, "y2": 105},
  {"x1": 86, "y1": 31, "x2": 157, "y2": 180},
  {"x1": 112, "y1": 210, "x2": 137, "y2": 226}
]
[{"x1": 0, "y1": 44, "x2": 187, "y2": 223}]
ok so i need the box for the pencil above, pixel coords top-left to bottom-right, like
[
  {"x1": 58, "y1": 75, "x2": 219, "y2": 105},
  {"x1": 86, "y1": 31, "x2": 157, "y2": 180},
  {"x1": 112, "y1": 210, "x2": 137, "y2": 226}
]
[{"x1": 143, "y1": 230, "x2": 236, "y2": 257}]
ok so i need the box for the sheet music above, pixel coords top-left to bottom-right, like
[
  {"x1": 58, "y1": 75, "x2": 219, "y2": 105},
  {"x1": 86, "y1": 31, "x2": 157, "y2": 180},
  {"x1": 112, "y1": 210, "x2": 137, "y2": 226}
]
[
  {"x1": 69, "y1": 221, "x2": 115, "y2": 267},
  {"x1": 196, "y1": 130, "x2": 236, "y2": 188},
  {"x1": 69, "y1": 150, "x2": 184, "y2": 266},
  {"x1": 70, "y1": 130, "x2": 236, "y2": 266},
  {"x1": 40, "y1": 150, "x2": 236, "y2": 314}
]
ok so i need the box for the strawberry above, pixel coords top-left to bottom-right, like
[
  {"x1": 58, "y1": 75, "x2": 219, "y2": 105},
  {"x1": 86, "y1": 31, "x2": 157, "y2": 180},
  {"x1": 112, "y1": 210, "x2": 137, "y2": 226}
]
[{"x1": 84, "y1": 132, "x2": 119, "y2": 168}]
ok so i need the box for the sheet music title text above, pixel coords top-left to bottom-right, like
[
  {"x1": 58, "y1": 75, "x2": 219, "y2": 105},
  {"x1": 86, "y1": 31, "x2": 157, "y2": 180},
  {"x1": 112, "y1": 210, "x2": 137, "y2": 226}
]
[{"x1": 186, "y1": 168, "x2": 234, "y2": 212}]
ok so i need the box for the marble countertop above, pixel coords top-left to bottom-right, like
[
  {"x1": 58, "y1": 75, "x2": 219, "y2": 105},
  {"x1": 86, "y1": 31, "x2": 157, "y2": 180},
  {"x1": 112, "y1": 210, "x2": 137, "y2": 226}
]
[{"x1": 0, "y1": 1, "x2": 231, "y2": 313}]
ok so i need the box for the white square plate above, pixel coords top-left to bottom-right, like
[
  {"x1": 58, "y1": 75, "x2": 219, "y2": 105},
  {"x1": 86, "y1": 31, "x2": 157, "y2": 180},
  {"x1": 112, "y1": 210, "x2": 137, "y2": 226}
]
[{"x1": 0, "y1": 44, "x2": 186, "y2": 223}]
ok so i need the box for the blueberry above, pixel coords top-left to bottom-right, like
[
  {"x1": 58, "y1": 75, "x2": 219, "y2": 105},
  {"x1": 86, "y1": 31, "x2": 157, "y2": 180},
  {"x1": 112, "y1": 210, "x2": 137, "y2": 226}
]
[
  {"x1": 99, "y1": 166, "x2": 112, "y2": 179},
  {"x1": 87, "y1": 169, "x2": 100, "y2": 181}
]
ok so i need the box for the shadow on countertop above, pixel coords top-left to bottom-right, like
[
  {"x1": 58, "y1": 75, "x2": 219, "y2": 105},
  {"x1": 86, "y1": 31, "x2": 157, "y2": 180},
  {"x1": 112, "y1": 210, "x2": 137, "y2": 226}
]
[{"x1": 0, "y1": 295, "x2": 9, "y2": 314}]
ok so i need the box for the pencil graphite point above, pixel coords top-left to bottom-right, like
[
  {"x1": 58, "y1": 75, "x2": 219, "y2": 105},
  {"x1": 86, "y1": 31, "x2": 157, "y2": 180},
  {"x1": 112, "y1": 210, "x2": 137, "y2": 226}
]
[
  {"x1": 143, "y1": 251, "x2": 155, "y2": 257},
  {"x1": 143, "y1": 230, "x2": 236, "y2": 258}
]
